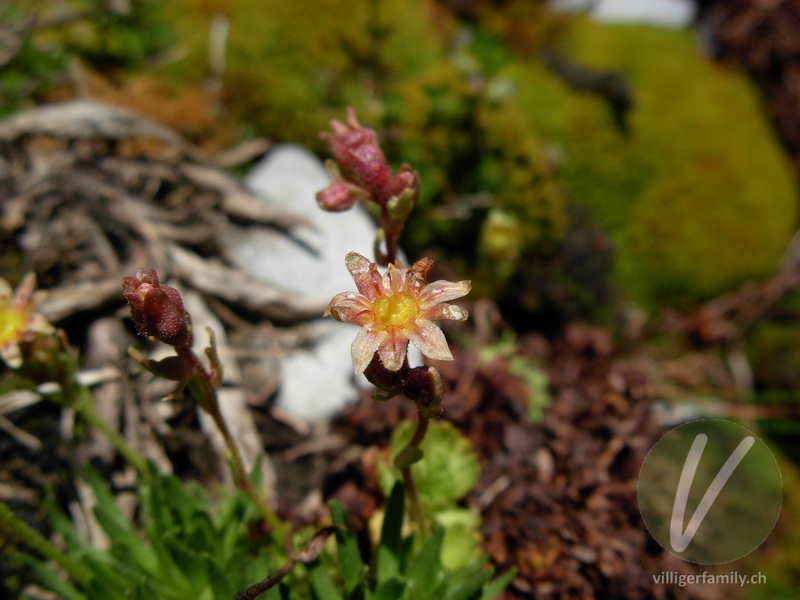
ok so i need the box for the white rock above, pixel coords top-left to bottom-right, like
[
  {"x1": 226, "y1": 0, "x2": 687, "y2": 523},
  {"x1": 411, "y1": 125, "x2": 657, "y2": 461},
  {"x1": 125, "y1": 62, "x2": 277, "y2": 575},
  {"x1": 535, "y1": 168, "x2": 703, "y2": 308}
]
[
  {"x1": 237, "y1": 144, "x2": 420, "y2": 422},
  {"x1": 276, "y1": 321, "x2": 364, "y2": 422},
  {"x1": 238, "y1": 143, "x2": 378, "y2": 304},
  {"x1": 551, "y1": 0, "x2": 696, "y2": 28}
]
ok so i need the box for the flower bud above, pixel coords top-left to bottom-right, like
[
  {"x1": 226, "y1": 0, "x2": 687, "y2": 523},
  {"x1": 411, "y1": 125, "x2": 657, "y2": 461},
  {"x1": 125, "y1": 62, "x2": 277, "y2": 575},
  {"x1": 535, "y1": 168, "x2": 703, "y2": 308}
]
[
  {"x1": 403, "y1": 366, "x2": 444, "y2": 418},
  {"x1": 320, "y1": 107, "x2": 396, "y2": 204},
  {"x1": 386, "y1": 165, "x2": 420, "y2": 202},
  {"x1": 316, "y1": 181, "x2": 359, "y2": 212},
  {"x1": 122, "y1": 269, "x2": 191, "y2": 347}
]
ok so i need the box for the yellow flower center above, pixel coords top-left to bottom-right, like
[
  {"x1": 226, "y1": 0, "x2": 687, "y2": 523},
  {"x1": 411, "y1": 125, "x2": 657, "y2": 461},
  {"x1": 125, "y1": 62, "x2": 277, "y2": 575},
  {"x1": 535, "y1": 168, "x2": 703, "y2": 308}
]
[
  {"x1": 372, "y1": 293, "x2": 417, "y2": 327},
  {"x1": 0, "y1": 304, "x2": 26, "y2": 344}
]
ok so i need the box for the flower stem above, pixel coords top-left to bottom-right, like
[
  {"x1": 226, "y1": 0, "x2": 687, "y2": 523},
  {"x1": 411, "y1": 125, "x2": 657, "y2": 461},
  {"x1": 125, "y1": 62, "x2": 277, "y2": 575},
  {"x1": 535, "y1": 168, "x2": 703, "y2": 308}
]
[
  {"x1": 174, "y1": 345, "x2": 282, "y2": 535},
  {"x1": 0, "y1": 501, "x2": 92, "y2": 586},
  {"x1": 205, "y1": 398, "x2": 282, "y2": 533},
  {"x1": 379, "y1": 205, "x2": 399, "y2": 265},
  {"x1": 400, "y1": 411, "x2": 430, "y2": 539},
  {"x1": 73, "y1": 386, "x2": 149, "y2": 475},
  {"x1": 44, "y1": 354, "x2": 149, "y2": 475}
]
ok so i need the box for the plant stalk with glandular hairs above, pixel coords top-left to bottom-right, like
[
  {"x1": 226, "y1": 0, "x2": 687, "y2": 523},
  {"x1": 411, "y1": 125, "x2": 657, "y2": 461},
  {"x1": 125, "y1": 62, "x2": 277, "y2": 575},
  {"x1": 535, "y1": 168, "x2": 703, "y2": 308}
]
[{"x1": 122, "y1": 268, "x2": 280, "y2": 532}]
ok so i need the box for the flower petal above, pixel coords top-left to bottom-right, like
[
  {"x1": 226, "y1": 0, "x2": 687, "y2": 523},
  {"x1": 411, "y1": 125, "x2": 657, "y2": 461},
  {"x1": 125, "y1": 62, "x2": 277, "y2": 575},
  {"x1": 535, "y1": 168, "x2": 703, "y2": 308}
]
[
  {"x1": 345, "y1": 252, "x2": 382, "y2": 300},
  {"x1": 0, "y1": 342, "x2": 22, "y2": 369},
  {"x1": 27, "y1": 313, "x2": 55, "y2": 335},
  {"x1": 325, "y1": 292, "x2": 374, "y2": 326},
  {"x1": 351, "y1": 327, "x2": 387, "y2": 375},
  {"x1": 13, "y1": 273, "x2": 37, "y2": 310},
  {"x1": 377, "y1": 330, "x2": 409, "y2": 371},
  {"x1": 0, "y1": 278, "x2": 12, "y2": 299},
  {"x1": 383, "y1": 263, "x2": 405, "y2": 294},
  {"x1": 406, "y1": 320, "x2": 453, "y2": 362},
  {"x1": 418, "y1": 280, "x2": 471, "y2": 309},
  {"x1": 421, "y1": 303, "x2": 468, "y2": 322}
]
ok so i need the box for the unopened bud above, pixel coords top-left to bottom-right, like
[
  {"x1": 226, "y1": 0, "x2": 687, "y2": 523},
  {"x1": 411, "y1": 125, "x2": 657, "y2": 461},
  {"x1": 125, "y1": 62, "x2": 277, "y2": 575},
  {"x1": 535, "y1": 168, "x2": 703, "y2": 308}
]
[
  {"x1": 316, "y1": 181, "x2": 359, "y2": 212},
  {"x1": 363, "y1": 353, "x2": 405, "y2": 395},
  {"x1": 387, "y1": 166, "x2": 419, "y2": 201},
  {"x1": 122, "y1": 269, "x2": 191, "y2": 347},
  {"x1": 319, "y1": 107, "x2": 397, "y2": 204},
  {"x1": 403, "y1": 366, "x2": 444, "y2": 418}
]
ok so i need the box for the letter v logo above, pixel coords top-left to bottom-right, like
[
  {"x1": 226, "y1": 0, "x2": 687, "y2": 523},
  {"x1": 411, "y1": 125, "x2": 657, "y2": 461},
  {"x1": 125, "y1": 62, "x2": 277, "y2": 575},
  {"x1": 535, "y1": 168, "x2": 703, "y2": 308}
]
[
  {"x1": 639, "y1": 420, "x2": 782, "y2": 564},
  {"x1": 669, "y1": 433, "x2": 755, "y2": 552}
]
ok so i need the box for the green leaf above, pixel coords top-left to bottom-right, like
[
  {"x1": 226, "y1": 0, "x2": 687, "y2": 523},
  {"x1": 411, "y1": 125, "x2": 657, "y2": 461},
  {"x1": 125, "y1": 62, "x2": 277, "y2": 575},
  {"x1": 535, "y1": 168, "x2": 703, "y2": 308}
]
[
  {"x1": 82, "y1": 468, "x2": 159, "y2": 576},
  {"x1": 161, "y1": 529, "x2": 209, "y2": 587},
  {"x1": 373, "y1": 578, "x2": 406, "y2": 600},
  {"x1": 306, "y1": 560, "x2": 342, "y2": 600},
  {"x1": 144, "y1": 527, "x2": 194, "y2": 593},
  {"x1": 162, "y1": 473, "x2": 203, "y2": 530},
  {"x1": 479, "y1": 567, "x2": 518, "y2": 600},
  {"x1": 41, "y1": 487, "x2": 82, "y2": 552},
  {"x1": 433, "y1": 509, "x2": 482, "y2": 571},
  {"x1": 81, "y1": 552, "x2": 141, "y2": 598},
  {"x1": 16, "y1": 553, "x2": 87, "y2": 600},
  {"x1": 202, "y1": 552, "x2": 233, "y2": 600},
  {"x1": 405, "y1": 527, "x2": 445, "y2": 600},
  {"x1": 386, "y1": 187, "x2": 417, "y2": 229},
  {"x1": 329, "y1": 501, "x2": 367, "y2": 599},
  {"x1": 82, "y1": 466, "x2": 128, "y2": 532},
  {"x1": 141, "y1": 473, "x2": 173, "y2": 537},
  {"x1": 442, "y1": 568, "x2": 493, "y2": 600},
  {"x1": 383, "y1": 421, "x2": 480, "y2": 514},
  {"x1": 375, "y1": 482, "x2": 405, "y2": 585},
  {"x1": 91, "y1": 498, "x2": 158, "y2": 576}
]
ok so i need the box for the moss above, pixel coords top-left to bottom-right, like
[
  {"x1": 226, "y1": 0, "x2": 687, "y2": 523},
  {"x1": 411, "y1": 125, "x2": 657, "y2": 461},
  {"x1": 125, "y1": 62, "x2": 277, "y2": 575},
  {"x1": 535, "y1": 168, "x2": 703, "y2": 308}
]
[
  {"x1": 742, "y1": 453, "x2": 800, "y2": 598},
  {"x1": 512, "y1": 18, "x2": 798, "y2": 309},
  {"x1": 478, "y1": 99, "x2": 565, "y2": 254},
  {"x1": 746, "y1": 297, "x2": 800, "y2": 391},
  {"x1": 391, "y1": 67, "x2": 566, "y2": 300},
  {"x1": 163, "y1": 0, "x2": 450, "y2": 145}
]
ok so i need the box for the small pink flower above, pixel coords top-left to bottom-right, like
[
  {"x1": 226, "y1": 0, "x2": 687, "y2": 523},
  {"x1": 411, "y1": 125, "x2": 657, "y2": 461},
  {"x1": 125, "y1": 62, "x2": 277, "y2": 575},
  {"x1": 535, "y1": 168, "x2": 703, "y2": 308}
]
[
  {"x1": 0, "y1": 274, "x2": 54, "y2": 369},
  {"x1": 325, "y1": 252, "x2": 470, "y2": 374}
]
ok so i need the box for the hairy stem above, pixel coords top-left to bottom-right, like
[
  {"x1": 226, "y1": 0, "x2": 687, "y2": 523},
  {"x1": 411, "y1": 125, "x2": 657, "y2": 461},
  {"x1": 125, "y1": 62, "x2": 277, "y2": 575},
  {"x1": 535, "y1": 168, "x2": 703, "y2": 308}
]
[
  {"x1": 73, "y1": 386, "x2": 148, "y2": 474},
  {"x1": 175, "y1": 345, "x2": 281, "y2": 534},
  {"x1": 206, "y1": 399, "x2": 281, "y2": 532},
  {"x1": 400, "y1": 411, "x2": 430, "y2": 538},
  {"x1": 380, "y1": 204, "x2": 399, "y2": 265}
]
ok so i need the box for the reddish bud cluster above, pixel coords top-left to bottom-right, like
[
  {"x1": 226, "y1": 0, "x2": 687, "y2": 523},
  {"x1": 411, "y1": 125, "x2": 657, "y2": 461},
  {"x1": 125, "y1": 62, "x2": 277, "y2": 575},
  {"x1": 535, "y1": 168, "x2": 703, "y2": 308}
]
[
  {"x1": 122, "y1": 268, "x2": 191, "y2": 348},
  {"x1": 317, "y1": 107, "x2": 419, "y2": 210}
]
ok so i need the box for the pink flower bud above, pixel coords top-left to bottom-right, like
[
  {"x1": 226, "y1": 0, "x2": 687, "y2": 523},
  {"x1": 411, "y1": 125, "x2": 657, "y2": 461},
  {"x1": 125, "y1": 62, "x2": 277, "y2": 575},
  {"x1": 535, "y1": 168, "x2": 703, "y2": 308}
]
[
  {"x1": 386, "y1": 166, "x2": 420, "y2": 205},
  {"x1": 320, "y1": 107, "x2": 394, "y2": 203},
  {"x1": 316, "y1": 181, "x2": 359, "y2": 212},
  {"x1": 122, "y1": 269, "x2": 191, "y2": 347}
]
